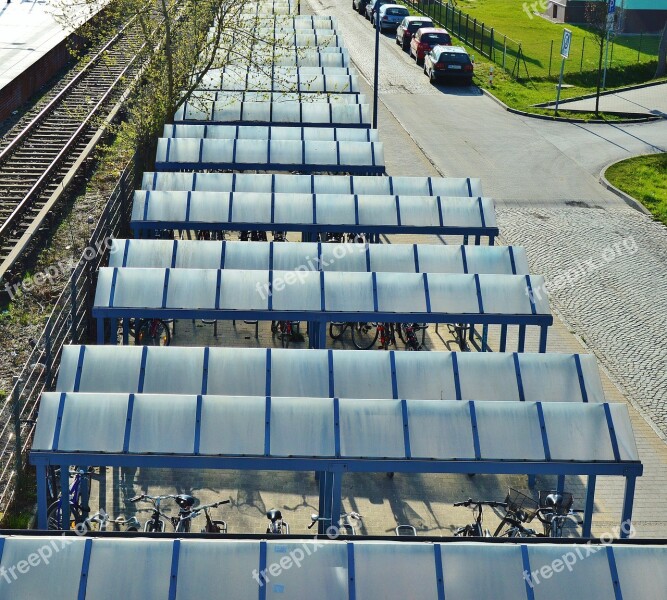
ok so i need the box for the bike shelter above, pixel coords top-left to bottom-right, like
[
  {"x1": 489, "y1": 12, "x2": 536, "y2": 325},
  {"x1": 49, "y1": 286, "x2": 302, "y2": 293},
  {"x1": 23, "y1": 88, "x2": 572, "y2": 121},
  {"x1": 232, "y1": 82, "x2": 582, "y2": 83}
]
[
  {"x1": 163, "y1": 124, "x2": 379, "y2": 142},
  {"x1": 141, "y1": 172, "x2": 483, "y2": 198},
  {"x1": 53, "y1": 345, "x2": 614, "y2": 537},
  {"x1": 92, "y1": 268, "x2": 553, "y2": 352},
  {"x1": 31, "y1": 392, "x2": 641, "y2": 535},
  {"x1": 1, "y1": 536, "x2": 665, "y2": 598}
]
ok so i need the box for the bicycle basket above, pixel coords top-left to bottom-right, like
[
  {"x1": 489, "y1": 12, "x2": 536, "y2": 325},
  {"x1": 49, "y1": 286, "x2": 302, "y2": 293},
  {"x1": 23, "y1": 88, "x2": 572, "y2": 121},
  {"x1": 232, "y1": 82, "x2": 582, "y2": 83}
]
[
  {"x1": 505, "y1": 488, "x2": 539, "y2": 523},
  {"x1": 538, "y1": 491, "x2": 574, "y2": 515}
]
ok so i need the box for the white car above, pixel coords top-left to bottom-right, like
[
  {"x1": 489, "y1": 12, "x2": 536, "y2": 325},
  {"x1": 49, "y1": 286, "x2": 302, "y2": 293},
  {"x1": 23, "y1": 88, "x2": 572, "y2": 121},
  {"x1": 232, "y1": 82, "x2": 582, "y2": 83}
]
[{"x1": 375, "y1": 4, "x2": 410, "y2": 31}]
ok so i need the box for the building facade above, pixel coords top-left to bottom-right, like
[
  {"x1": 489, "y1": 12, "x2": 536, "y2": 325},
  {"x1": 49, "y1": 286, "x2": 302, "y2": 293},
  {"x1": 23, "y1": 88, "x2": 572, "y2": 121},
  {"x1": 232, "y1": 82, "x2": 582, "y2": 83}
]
[{"x1": 543, "y1": 1, "x2": 667, "y2": 33}]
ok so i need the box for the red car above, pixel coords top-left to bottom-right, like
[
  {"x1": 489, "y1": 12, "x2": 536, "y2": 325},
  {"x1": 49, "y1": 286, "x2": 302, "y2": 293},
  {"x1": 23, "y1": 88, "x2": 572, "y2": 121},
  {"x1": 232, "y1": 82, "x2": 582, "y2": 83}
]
[{"x1": 409, "y1": 28, "x2": 452, "y2": 64}]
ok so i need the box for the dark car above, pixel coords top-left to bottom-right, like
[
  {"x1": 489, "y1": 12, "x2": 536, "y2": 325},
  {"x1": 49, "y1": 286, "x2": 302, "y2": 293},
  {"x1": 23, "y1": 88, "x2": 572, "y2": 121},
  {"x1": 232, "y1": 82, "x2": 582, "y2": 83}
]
[
  {"x1": 395, "y1": 16, "x2": 434, "y2": 50},
  {"x1": 365, "y1": 0, "x2": 393, "y2": 22},
  {"x1": 423, "y1": 45, "x2": 474, "y2": 85},
  {"x1": 352, "y1": 0, "x2": 369, "y2": 15},
  {"x1": 409, "y1": 27, "x2": 452, "y2": 64}
]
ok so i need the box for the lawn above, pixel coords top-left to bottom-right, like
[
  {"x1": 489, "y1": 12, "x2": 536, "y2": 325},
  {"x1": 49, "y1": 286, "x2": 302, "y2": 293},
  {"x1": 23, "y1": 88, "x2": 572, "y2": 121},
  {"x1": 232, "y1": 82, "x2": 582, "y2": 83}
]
[
  {"x1": 605, "y1": 154, "x2": 667, "y2": 224},
  {"x1": 401, "y1": 0, "x2": 662, "y2": 113}
]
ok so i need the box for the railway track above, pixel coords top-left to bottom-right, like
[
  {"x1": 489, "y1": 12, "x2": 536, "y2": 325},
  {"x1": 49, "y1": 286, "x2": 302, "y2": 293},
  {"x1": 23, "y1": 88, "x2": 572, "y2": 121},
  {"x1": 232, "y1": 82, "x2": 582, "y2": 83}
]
[{"x1": 0, "y1": 18, "x2": 145, "y2": 284}]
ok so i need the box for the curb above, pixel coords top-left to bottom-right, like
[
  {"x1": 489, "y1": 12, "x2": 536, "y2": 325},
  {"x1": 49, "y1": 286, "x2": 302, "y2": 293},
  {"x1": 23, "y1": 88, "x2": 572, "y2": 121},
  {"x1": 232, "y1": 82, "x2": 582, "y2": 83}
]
[
  {"x1": 533, "y1": 78, "x2": 667, "y2": 107},
  {"x1": 480, "y1": 88, "x2": 660, "y2": 124},
  {"x1": 599, "y1": 161, "x2": 653, "y2": 216}
]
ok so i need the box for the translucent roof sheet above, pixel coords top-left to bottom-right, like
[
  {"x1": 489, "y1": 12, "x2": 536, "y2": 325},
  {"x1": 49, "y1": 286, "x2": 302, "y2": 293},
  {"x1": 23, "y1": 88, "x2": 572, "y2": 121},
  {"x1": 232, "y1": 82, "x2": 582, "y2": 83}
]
[
  {"x1": 227, "y1": 48, "x2": 349, "y2": 68},
  {"x1": 141, "y1": 172, "x2": 483, "y2": 197},
  {"x1": 58, "y1": 346, "x2": 605, "y2": 403},
  {"x1": 198, "y1": 66, "x2": 358, "y2": 92},
  {"x1": 93, "y1": 268, "x2": 551, "y2": 323},
  {"x1": 33, "y1": 393, "x2": 638, "y2": 464},
  {"x1": 109, "y1": 239, "x2": 529, "y2": 275},
  {"x1": 180, "y1": 89, "x2": 363, "y2": 107},
  {"x1": 130, "y1": 192, "x2": 495, "y2": 236},
  {"x1": 154, "y1": 139, "x2": 383, "y2": 173},
  {"x1": 218, "y1": 27, "x2": 342, "y2": 49},
  {"x1": 163, "y1": 124, "x2": 378, "y2": 142},
  {"x1": 2, "y1": 539, "x2": 661, "y2": 599},
  {"x1": 173, "y1": 100, "x2": 368, "y2": 126}
]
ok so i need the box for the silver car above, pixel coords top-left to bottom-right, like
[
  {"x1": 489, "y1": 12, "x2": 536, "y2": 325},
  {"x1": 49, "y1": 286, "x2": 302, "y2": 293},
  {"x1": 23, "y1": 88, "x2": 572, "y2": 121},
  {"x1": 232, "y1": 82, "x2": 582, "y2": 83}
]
[{"x1": 375, "y1": 4, "x2": 410, "y2": 31}]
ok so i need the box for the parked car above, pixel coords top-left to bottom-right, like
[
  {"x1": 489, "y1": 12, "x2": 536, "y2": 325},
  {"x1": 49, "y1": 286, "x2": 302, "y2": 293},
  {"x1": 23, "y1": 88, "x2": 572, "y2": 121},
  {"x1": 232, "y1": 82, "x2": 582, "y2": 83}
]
[
  {"x1": 395, "y1": 16, "x2": 434, "y2": 50},
  {"x1": 352, "y1": 0, "x2": 369, "y2": 15},
  {"x1": 375, "y1": 5, "x2": 410, "y2": 31},
  {"x1": 423, "y1": 45, "x2": 474, "y2": 85},
  {"x1": 365, "y1": 0, "x2": 393, "y2": 22},
  {"x1": 409, "y1": 27, "x2": 452, "y2": 64}
]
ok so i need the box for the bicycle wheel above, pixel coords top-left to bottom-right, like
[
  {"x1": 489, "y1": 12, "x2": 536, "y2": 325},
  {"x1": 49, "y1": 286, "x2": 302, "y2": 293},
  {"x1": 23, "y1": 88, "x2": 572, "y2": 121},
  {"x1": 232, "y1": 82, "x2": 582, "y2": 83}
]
[
  {"x1": 280, "y1": 323, "x2": 290, "y2": 348},
  {"x1": 352, "y1": 322, "x2": 378, "y2": 350},
  {"x1": 136, "y1": 319, "x2": 171, "y2": 346},
  {"x1": 396, "y1": 323, "x2": 407, "y2": 344},
  {"x1": 47, "y1": 501, "x2": 84, "y2": 531},
  {"x1": 329, "y1": 322, "x2": 346, "y2": 340}
]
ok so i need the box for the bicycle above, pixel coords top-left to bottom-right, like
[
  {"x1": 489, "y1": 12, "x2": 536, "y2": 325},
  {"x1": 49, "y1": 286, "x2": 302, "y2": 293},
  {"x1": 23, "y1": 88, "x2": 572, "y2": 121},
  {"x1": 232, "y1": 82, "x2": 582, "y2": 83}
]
[
  {"x1": 85, "y1": 509, "x2": 141, "y2": 532},
  {"x1": 453, "y1": 489, "x2": 542, "y2": 538},
  {"x1": 396, "y1": 322, "x2": 426, "y2": 350},
  {"x1": 129, "y1": 493, "x2": 175, "y2": 532},
  {"x1": 272, "y1": 231, "x2": 288, "y2": 242},
  {"x1": 308, "y1": 511, "x2": 363, "y2": 535},
  {"x1": 329, "y1": 321, "x2": 379, "y2": 350},
  {"x1": 265, "y1": 509, "x2": 290, "y2": 534},
  {"x1": 376, "y1": 322, "x2": 397, "y2": 350},
  {"x1": 446, "y1": 323, "x2": 470, "y2": 351},
  {"x1": 46, "y1": 467, "x2": 93, "y2": 530},
  {"x1": 240, "y1": 231, "x2": 267, "y2": 241},
  {"x1": 169, "y1": 495, "x2": 231, "y2": 533},
  {"x1": 271, "y1": 320, "x2": 300, "y2": 347},
  {"x1": 535, "y1": 491, "x2": 583, "y2": 538}
]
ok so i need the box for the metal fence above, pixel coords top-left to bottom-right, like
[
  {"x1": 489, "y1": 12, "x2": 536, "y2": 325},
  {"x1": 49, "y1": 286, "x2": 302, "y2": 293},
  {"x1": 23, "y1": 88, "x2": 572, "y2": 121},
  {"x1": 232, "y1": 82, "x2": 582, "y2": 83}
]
[
  {"x1": 0, "y1": 157, "x2": 136, "y2": 518},
  {"x1": 402, "y1": 0, "x2": 659, "y2": 80}
]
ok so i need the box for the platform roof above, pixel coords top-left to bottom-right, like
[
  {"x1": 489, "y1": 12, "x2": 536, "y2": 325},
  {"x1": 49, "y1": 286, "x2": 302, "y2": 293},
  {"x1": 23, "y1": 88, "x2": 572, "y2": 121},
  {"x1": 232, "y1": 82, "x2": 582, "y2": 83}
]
[
  {"x1": 0, "y1": 538, "x2": 663, "y2": 600},
  {"x1": 198, "y1": 66, "x2": 358, "y2": 92},
  {"x1": 154, "y1": 138, "x2": 383, "y2": 174},
  {"x1": 93, "y1": 268, "x2": 551, "y2": 328},
  {"x1": 109, "y1": 240, "x2": 528, "y2": 275},
  {"x1": 140, "y1": 173, "x2": 483, "y2": 197},
  {"x1": 173, "y1": 100, "x2": 369, "y2": 127},
  {"x1": 31, "y1": 393, "x2": 638, "y2": 476},
  {"x1": 215, "y1": 15, "x2": 337, "y2": 30},
  {"x1": 163, "y1": 124, "x2": 379, "y2": 142},
  {"x1": 130, "y1": 192, "x2": 496, "y2": 239},
  {"x1": 57, "y1": 346, "x2": 604, "y2": 403}
]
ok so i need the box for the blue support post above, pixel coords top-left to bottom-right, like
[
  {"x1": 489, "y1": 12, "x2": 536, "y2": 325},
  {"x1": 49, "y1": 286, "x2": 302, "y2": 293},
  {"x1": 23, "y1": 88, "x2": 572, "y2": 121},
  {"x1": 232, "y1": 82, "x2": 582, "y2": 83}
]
[
  {"x1": 539, "y1": 325, "x2": 548, "y2": 353},
  {"x1": 97, "y1": 318, "x2": 104, "y2": 344},
  {"x1": 36, "y1": 463, "x2": 48, "y2": 529},
  {"x1": 61, "y1": 464, "x2": 70, "y2": 530},
  {"x1": 583, "y1": 474, "x2": 596, "y2": 538},
  {"x1": 318, "y1": 322, "x2": 327, "y2": 349},
  {"x1": 110, "y1": 318, "x2": 118, "y2": 345},
  {"x1": 557, "y1": 474, "x2": 565, "y2": 493},
  {"x1": 123, "y1": 319, "x2": 129, "y2": 345},
  {"x1": 321, "y1": 471, "x2": 333, "y2": 535},
  {"x1": 330, "y1": 470, "x2": 343, "y2": 537},
  {"x1": 620, "y1": 476, "x2": 636, "y2": 538},
  {"x1": 518, "y1": 325, "x2": 526, "y2": 352},
  {"x1": 528, "y1": 474, "x2": 536, "y2": 488},
  {"x1": 499, "y1": 324, "x2": 507, "y2": 352},
  {"x1": 481, "y1": 324, "x2": 488, "y2": 351}
]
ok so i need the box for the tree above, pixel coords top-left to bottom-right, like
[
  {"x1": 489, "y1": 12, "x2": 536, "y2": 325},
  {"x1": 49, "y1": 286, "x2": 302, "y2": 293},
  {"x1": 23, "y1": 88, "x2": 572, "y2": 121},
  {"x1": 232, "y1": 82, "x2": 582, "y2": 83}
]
[
  {"x1": 584, "y1": 0, "x2": 611, "y2": 118},
  {"x1": 656, "y1": 23, "x2": 667, "y2": 78},
  {"x1": 50, "y1": 0, "x2": 306, "y2": 163}
]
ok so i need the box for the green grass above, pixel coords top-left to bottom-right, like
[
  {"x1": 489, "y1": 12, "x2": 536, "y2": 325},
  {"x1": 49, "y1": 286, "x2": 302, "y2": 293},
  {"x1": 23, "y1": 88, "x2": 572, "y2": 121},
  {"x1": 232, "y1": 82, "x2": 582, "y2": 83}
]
[
  {"x1": 401, "y1": 0, "x2": 663, "y2": 113},
  {"x1": 606, "y1": 154, "x2": 667, "y2": 224}
]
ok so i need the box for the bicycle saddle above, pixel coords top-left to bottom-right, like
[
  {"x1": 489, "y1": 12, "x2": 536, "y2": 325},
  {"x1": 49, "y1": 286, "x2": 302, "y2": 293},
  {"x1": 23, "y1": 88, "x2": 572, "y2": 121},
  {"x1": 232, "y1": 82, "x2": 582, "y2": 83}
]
[
  {"x1": 544, "y1": 493, "x2": 563, "y2": 507},
  {"x1": 175, "y1": 494, "x2": 196, "y2": 509},
  {"x1": 266, "y1": 509, "x2": 283, "y2": 522}
]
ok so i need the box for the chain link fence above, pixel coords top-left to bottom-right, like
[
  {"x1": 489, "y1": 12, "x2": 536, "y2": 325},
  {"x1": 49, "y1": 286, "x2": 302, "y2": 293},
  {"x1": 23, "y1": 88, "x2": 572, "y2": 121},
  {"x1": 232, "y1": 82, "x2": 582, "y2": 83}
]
[{"x1": 0, "y1": 157, "x2": 136, "y2": 520}]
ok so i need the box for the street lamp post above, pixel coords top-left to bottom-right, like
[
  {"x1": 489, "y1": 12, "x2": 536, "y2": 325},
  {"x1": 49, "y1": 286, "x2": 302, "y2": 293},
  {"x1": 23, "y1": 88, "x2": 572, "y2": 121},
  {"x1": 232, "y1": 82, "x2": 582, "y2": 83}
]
[{"x1": 372, "y1": 10, "x2": 380, "y2": 129}]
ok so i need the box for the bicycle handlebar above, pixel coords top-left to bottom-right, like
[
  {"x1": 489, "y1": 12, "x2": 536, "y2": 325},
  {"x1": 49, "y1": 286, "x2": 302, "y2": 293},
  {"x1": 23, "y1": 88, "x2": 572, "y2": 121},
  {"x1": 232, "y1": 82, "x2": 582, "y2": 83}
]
[{"x1": 453, "y1": 498, "x2": 507, "y2": 509}]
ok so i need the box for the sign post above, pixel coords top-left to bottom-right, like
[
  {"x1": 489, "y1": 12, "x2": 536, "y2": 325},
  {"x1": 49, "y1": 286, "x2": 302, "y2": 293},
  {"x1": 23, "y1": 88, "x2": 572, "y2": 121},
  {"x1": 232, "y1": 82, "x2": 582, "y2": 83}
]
[
  {"x1": 554, "y1": 29, "x2": 572, "y2": 116},
  {"x1": 603, "y1": 0, "x2": 616, "y2": 89}
]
